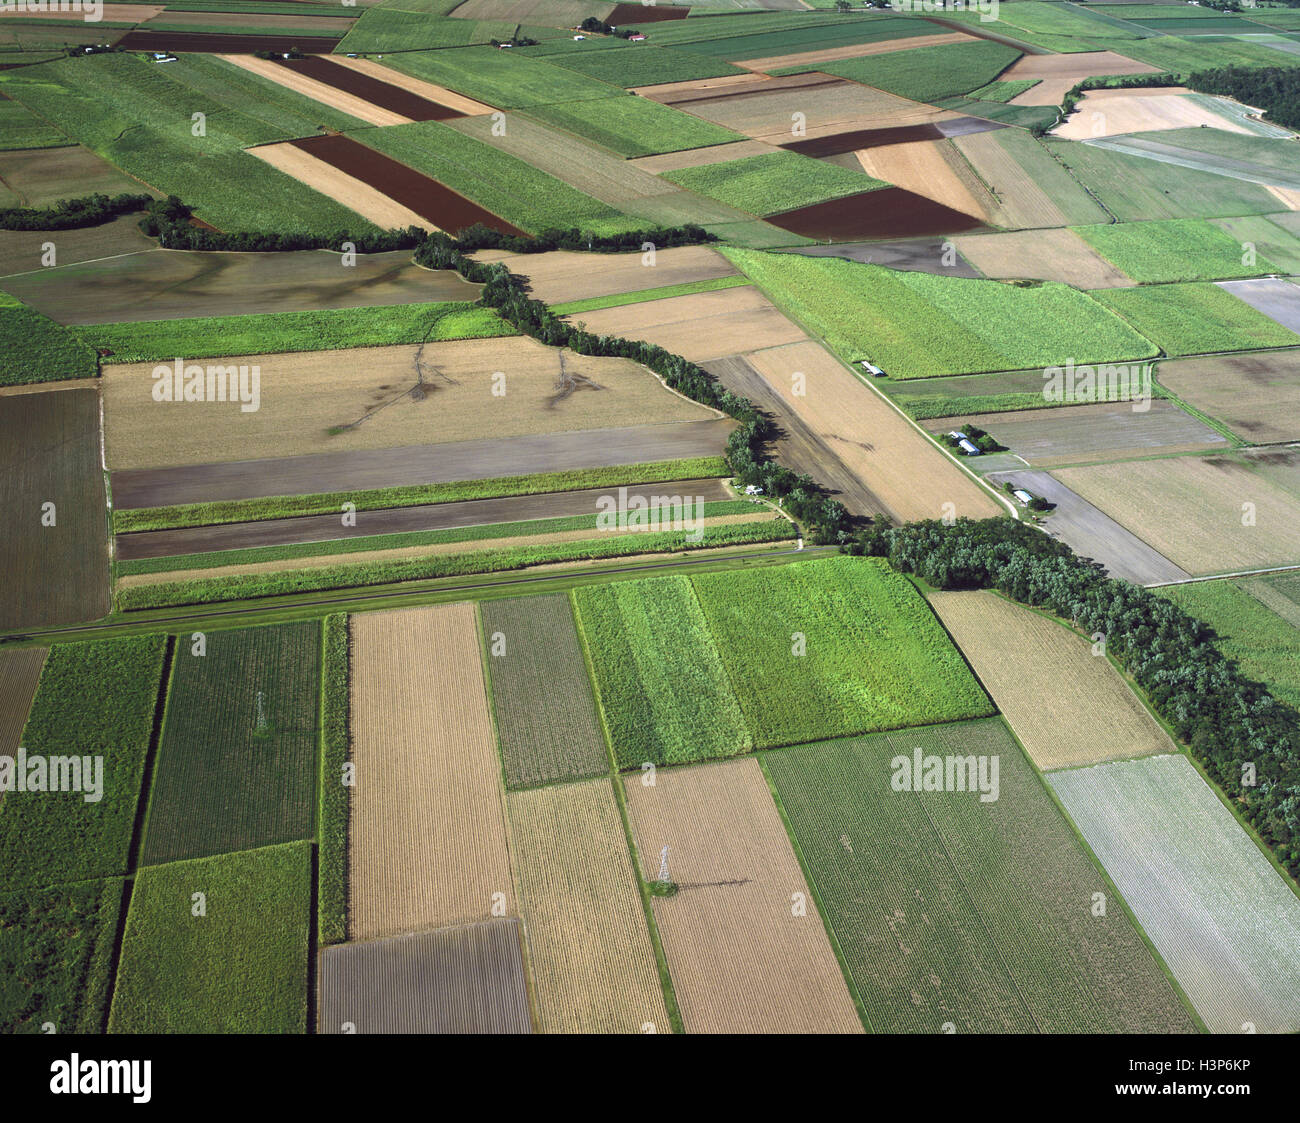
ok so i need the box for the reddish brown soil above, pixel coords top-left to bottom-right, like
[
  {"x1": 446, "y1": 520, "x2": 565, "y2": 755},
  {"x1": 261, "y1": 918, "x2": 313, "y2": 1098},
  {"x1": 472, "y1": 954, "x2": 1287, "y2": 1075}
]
[
  {"x1": 782, "y1": 123, "x2": 945, "y2": 156},
  {"x1": 117, "y1": 30, "x2": 339, "y2": 52},
  {"x1": 767, "y1": 186, "x2": 985, "y2": 240},
  {"x1": 288, "y1": 133, "x2": 526, "y2": 236},
  {"x1": 275, "y1": 56, "x2": 465, "y2": 121},
  {"x1": 608, "y1": 4, "x2": 689, "y2": 23}
]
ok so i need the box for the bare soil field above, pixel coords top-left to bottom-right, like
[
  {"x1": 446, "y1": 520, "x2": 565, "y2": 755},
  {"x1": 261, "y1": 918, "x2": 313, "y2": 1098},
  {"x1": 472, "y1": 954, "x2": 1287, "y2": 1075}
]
[
  {"x1": 279, "y1": 56, "x2": 468, "y2": 121},
  {"x1": 741, "y1": 341, "x2": 1004, "y2": 522},
  {"x1": 248, "y1": 142, "x2": 432, "y2": 232},
  {"x1": 152, "y1": 11, "x2": 357, "y2": 32},
  {"x1": 0, "y1": 145, "x2": 146, "y2": 209},
  {"x1": 110, "y1": 418, "x2": 736, "y2": 507},
  {"x1": 1217, "y1": 278, "x2": 1300, "y2": 335},
  {"x1": 103, "y1": 337, "x2": 716, "y2": 471},
  {"x1": 220, "y1": 54, "x2": 411, "y2": 127},
  {"x1": 855, "y1": 138, "x2": 994, "y2": 222},
  {"x1": 930, "y1": 591, "x2": 1175, "y2": 770},
  {"x1": 318, "y1": 920, "x2": 532, "y2": 1034},
  {"x1": 0, "y1": 646, "x2": 45, "y2": 757},
  {"x1": 608, "y1": 2, "x2": 686, "y2": 20},
  {"x1": 953, "y1": 131, "x2": 1081, "y2": 228},
  {"x1": 1001, "y1": 50, "x2": 1160, "y2": 108},
  {"x1": 449, "y1": 0, "x2": 612, "y2": 19},
  {"x1": 329, "y1": 56, "x2": 496, "y2": 116},
  {"x1": 115, "y1": 30, "x2": 339, "y2": 53},
  {"x1": 954, "y1": 227, "x2": 1134, "y2": 288},
  {"x1": 568, "y1": 285, "x2": 807, "y2": 362},
  {"x1": 1054, "y1": 89, "x2": 1265, "y2": 140},
  {"x1": 0, "y1": 216, "x2": 157, "y2": 280},
  {"x1": 4, "y1": 248, "x2": 478, "y2": 324},
  {"x1": 767, "y1": 187, "x2": 984, "y2": 240},
  {"x1": 624, "y1": 758, "x2": 862, "y2": 1034},
  {"x1": 782, "y1": 116, "x2": 999, "y2": 158},
  {"x1": 507, "y1": 780, "x2": 669, "y2": 1034},
  {"x1": 783, "y1": 235, "x2": 981, "y2": 277},
  {"x1": 629, "y1": 139, "x2": 779, "y2": 174},
  {"x1": 348, "y1": 604, "x2": 513, "y2": 940},
  {"x1": 735, "y1": 31, "x2": 973, "y2": 73},
  {"x1": 1054, "y1": 454, "x2": 1300, "y2": 575},
  {"x1": 924, "y1": 401, "x2": 1229, "y2": 468},
  {"x1": 0, "y1": 388, "x2": 109, "y2": 630},
  {"x1": 1157, "y1": 350, "x2": 1300, "y2": 443},
  {"x1": 475, "y1": 245, "x2": 737, "y2": 306}
]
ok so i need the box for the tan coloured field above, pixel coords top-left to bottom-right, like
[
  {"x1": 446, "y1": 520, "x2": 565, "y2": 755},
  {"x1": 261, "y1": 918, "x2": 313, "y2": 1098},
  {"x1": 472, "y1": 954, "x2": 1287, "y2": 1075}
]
[
  {"x1": 929, "y1": 591, "x2": 1174, "y2": 770},
  {"x1": 569, "y1": 286, "x2": 807, "y2": 362},
  {"x1": 1055, "y1": 455, "x2": 1300, "y2": 575},
  {"x1": 743, "y1": 341, "x2": 1005, "y2": 522},
  {"x1": 149, "y1": 11, "x2": 357, "y2": 31},
  {"x1": 1004, "y1": 50, "x2": 1158, "y2": 81},
  {"x1": 348, "y1": 604, "x2": 513, "y2": 939},
  {"x1": 855, "y1": 138, "x2": 994, "y2": 222},
  {"x1": 954, "y1": 130, "x2": 1070, "y2": 229},
  {"x1": 13, "y1": 3, "x2": 158, "y2": 17},
  {"x1": 332, "y1": 56, "x2": 496, "y2": 115},
  {"x1": 633, "y1": 73, "x2": 781, "y2": 100},
  {"x1": 474, "y1": 245, "x2": 737, "y2": 305},
  {"x1": 247, "y1": 142, "x2": 432, "y2": 231},
  {"x1": 629, "y1": 139, "x2": 778, "y2": 174},
  {"x1": 1157, "y1": 351, "x2": 1300, "y2": 443},
  {"x1": 220, "y1": 54, "x2": 408, "y2": 127},
  {"x1": 116, "y1": 512, "x2": 780, "y2": 588},
  {"x1": 507, "y1": 780, "x2": 669, "y2": 1034},
  {"x1": 954, "y1": 228, "x2": 1133, "y2": 288},
  {"x1": 1266, "y1": 185, "x2": 1300, "y2": 211},
  {"x1": 1053, "y1": 89, "x2": 1261, "y2": 141},
  {"x1": 102, "y1": 337, "x2": 718, "y2": 470},
  {"x1": 734, "y1": 31, "x2": 972, "y2": 73},
  {"x1": 623, "y1": 758, "x2": 862, "y2": 1035},
  {"x1": 0, "y1": 647, "x2": 46, "y2": 758}
]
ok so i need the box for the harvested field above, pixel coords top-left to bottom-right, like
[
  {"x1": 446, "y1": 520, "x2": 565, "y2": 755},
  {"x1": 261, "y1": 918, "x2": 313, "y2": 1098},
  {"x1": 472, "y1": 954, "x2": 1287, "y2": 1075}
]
[
  {"x1": 450, "y1": 0, "x2": 613, "y2": 19},
  {"x1": 348, "y1": 604, "x2": 513, "y2": 939},
  {"x1": 1156, "y1": 350, "x2": 1300, "y2": 443},
  {"x1": 1218, "y1": 277, "x2": 1300, "y2": 335},
  {"x1": 276, "y1": 55, "x2": 469, "y2": 121},
  {"x1": 924, "y1": 401, "x2": 1229, "y2": 468},
  {"x1": 1054, "y1": 454, "x2": 1300, "y2": 575},
  {"x1": 4, "y1": 248, "x2": 477, "y2": 325},
  {"x1": 0, "y1": 388, "x2": 109, "y2": 630},
  {"x1": 508, "y1": 780, "x2": 668, "y2": 1034},
  {"x1": 102, "y1": 337, "x2": 717, "y2": 471},
  {"x1": 954, "y1": 129, "x2": 1109, "y2": 228},
  {"x1": 735, "y1": 30, "x2": 974, "y2": 73},
  {"x1": 930, "y1": 591, "x2": 1174, "y2": 770},
  {"x1": 1051, "y1": 755, "x2": 1300, "y2": 1034},
  {"x1": 783, "y1": 235, "x2": 981, "y2": 277},
  {"x1": 218, "y1": 54, "x2": 409, "y2": 127},
  {"x1": 109, "y1": 419, "x2": 736, "y2": 508},
  {"x1": 767, "y1": 186, "x2": 984, "y2": 240},
  {"x1": 855, "y1": 138, "x2": 995, "y2": 223},
  {"x1": 146, "y1": 11, "x2": 357, "y2": 33},
  {"x1": 1001, "y1": 48, "x2": 1159, "y2": 84},
  {"x1": 628, "y1": 139, "x2": 779, "y2": 174},
  {"x1": 739, "y1": 341, "x2": 1005, "y2": 521},
  {"x1": 0, "y1": 216, "x2": 158, "y2": 281},
  {"x1": 318, "y1": 920, "x2": 532, "y2": 1034},
  {"x1": 114, "y1": 30, "x2": 339, "y2": 52},
  {"x1": 0, "y1": 145, "x2": 145, "y2": 210},
  {"x1": 624, "y1": 758, "x2": 862, "y2": 1034},
  {"x1": 0, "y1": 646, "x2": 44, "y2": 757},
  {"x1": 767, "y1": 720, "x2": 1198, "y2": 1034},
  {"x1": 567, "y1": 285, "x2": 806, "y2": 363},
  {"x1": 481, "y1": 595, "x2": 608, "y2": 789},
  {"x1": 1054, "y1": 88, "x2": 1268, "y2": 141},
  {"x1": 954, "y1": 228, "x2": 1134, "y2": 288},
  {"x1": 327, "y1": 55, "x2": 495, "y2": 115}
]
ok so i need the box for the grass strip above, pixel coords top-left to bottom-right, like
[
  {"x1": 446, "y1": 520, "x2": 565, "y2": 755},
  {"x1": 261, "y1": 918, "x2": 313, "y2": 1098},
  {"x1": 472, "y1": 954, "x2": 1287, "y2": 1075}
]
[
  {"x1": 551, "y1": 275, "x2": 750, "y2": 316},
  {"x1": 317, "y1": 612, "x2": 349, "y2": 947}
]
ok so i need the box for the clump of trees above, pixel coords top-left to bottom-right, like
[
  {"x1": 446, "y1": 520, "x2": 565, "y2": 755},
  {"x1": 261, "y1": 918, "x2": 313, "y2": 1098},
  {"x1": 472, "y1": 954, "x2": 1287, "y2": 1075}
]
[
  {"x1": 0, "y1": 192, "x2": 151, "y2": 231},
  {"x1": 1184, "y1": 65, "x2": 1300, "y2": 131},
  {"x1": 578, "y1": 16, "x2": 641, "y2": 37},
  {"x1": 941, "y1": 423, "x2": 1005, "y2": 454},
  {"x1": 847, "y1": 516, "x2": 1300, "y2": 877}
]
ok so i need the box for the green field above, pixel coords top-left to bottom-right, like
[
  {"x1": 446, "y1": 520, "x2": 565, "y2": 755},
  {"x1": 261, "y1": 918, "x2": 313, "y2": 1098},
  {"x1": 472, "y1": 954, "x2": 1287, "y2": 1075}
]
[
  {"x1": 968, "y1": 79, "x2": 1040, "y2": 103},
  {"x1": 1211, "y1": 215, "x2": 1300, "y2": 276},
  {"x1": 337, "y1": 8, "x2": 516, "y2": 52},
  {"x1": 662, "y1": 151, "x2": 884, "y2": 217},
  {"x1": 141, "y1": 623, "x2": 320, "y2": 866},
  {"x1": 573, "y1": 574, "x2": 750, "y2": 768},
  {"x1": 378, "y1": 45, "x2": 621, "y2": 109},
  {"x1": 318, "y1": 613, "x2": 348, "y2": 947},
  {"x1": 79, "y1": 302, "x2": 510, "y2": 364},
  {"x1": 538, "y1": 44, "x2": 748, "y2": 87},
  {"x1": 551, "y1": 275, "x2": 750, "y2": 315},
  {"x1": 0, "y1": 878, "x2": 124, "y2": 1033},
  {"x1": 0, "y1": 98, "x2": 67, "y2": 150},
  {"x1": 764, "y1": 719, "x2": 1199, "y2": 1033},
  {"x1": 481, "y1": 594, "x2": 610, "y2": 788},
  {"x1": 520, "y1": 96, "x2": 743, "y2": 158},
  {"x1": 1118, "y1": 33, "x2": 1295, "y2": 74},
  {"x1": 794, "y1": 40, "x2": 1021, "y2": 103},
  {"x1": 0, "y1": 637, "x2": 164, "y2": 890},
  {"x1": 1075, "y1": 219, "x2": 1280, "y2": 283},
  {"x1": 108, "y1": 842, "x2": 311, "y2": 1033},
  {"x1": 724, "y1": 247, "x2": 1158, "y2": 378},
  {"x1": 693, "y1": 557, "x2": 992, "y2": 749},
  {"x1": 0, "y1": 296, "x2": 98, "y2": 386},
  {"x1": 668, "y1": 14, "x2": 926, "y2": 58},
  {"x1": 1094, "y1": 282, "x2": 1300, "y2": 355}
]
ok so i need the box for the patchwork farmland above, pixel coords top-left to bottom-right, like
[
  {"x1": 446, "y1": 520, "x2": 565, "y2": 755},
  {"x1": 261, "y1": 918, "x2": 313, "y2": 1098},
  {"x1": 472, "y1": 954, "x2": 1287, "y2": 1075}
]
[{"x1": 5, "y1": 0, "x2": 1300, "y2": 1061}]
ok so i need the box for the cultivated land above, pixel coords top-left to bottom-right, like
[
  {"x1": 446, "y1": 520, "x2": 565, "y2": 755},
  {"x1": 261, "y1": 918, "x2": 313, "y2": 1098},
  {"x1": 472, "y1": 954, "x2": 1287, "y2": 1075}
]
[
  {"x1": 348, "y1": 604, "x2": 513, "y2": 939},
  {"x1": 953, "y1": 228, "x2": 1133, "y2": 289},
  {"x1": 929, "y1": 591, "x2": 1175, "y2": 770},
  {"x1": 507, "y1": 780, "x2": 668, "y2": 1034},
  {"x1": 0, "y1": 646, "x2": 45, "y2": 756},
  {"x1": 0, "y1": 145, "x2": 145, "y2": 209},
  {"x1": 102, "y1": 337, "x2": 718, "y2": 471},
  {"x1": 1054, "y1": 89, "x2": 1274, "y2": 141},
  {"x1": 1156, "y1": 350, "x2": 1300, "y2": 443},
  {"x1": 318, "y1": 920, "x2": 532, "y2": 1035},
  {"x1": 0, "y1": 389, "x2": 109, "y2": 630},
  {"x1": 1094, "y1": 282, "x2": 1300, "y2": 356},
  {"x1": 624, "y1": 757, "x2": 862, "y2": 1035},
  {"x1": 1219, "y1": 277, "x2": 1300, "y2": 336},
  {"x1": 1051, "y1": 755, "x2": 1300, "y2": 1034},
  {"x1": 480, "y1": 595, "x2": 609, "y2": 788},
  {"x1": 766, "y1": 720, "x2": 1197, "y2": 1034}
]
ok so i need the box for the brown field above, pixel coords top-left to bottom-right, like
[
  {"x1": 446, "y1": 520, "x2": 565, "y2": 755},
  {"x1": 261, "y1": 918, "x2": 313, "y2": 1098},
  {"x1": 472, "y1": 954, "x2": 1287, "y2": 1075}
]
[
  {"x1": 102, "y1": 337, "x2": 718, "y2": 471},
  {"x1": 1157, "y1": 350, "x2": 1300, "y2": 443},
  {"x1": 318, "y1": 919, "x2": 532, "y2": 1034},
  {"x1": 450, "y1": 0, "x2": 612, "y2": 20},
  {"x1": 742, "y1": 341, "x2": 1005, "y2": 521},
  {"x1": 624, "y1": 758, "x2": 862, "y2": 1034},
  {"x1": 929, "y1": 590, "x2": 1175, "y2": 770},
  {"x1": 507, "y1": 780, "x2": 669, "y2": 1034},
  {"x1": 0, "y1": 216, "x2": 158, "y2": 280},
  {"x1": 247, "y1": 142, "x2": 431, "y2": 231},
  {"x1": 348, "y1": 604, "x2": 513, "y2": 939},
  {"x1": 629, "y1": 139, "x2": 780, "y2": 174},
  {"x1": 567, "y1": 285, "x2": 806, "y2": 362},
  {"x1": 0, "y1": 388, "x2": 110, "y2": 631},
  {"x1": 8, "y1": 3, "x2": 156, "y2": 18},
  {"x1": 153, "y1": 11, "x2": 357, "y2": 32},
  {"x1": 1001, "y1": 50, "x2": 1159, "y2": 93},
  {"x1": 331, "y1": 56, "x2": 495, "y2": 115},
  {"x1": 855, "y1": 138, "x2": 994, "y2": 222},
  {"x1": 0, "y1": 646, "x2": 45, "y2": 757},
  {"x1": 1053, "y1": 89, "x2": 1260, "y2": 141},
  {"x1": 474, "y1": 244, "x2": 737, "y2": 306},
  {"x1": 0, "y1": 145, "x2": 149, "y2": 209},
  {"x1": 734, "y1": 31, "x2": 972, "y2": 73},
  {"x1": 1055, "y1": 454, "x2": 1300, "y2": 575},
  {"x1": 954, "y1": 227, "x2": 1134, "y2": 288},
  {"x1": 953, "y1": 130, "x2": 1073, "y2": 229},
  {"x1": 923, "y1": 401, "x2": 1228, "y2": 468},
  {"x1": 219, "y1": 53, "x2": 407, "y2": 127}
]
